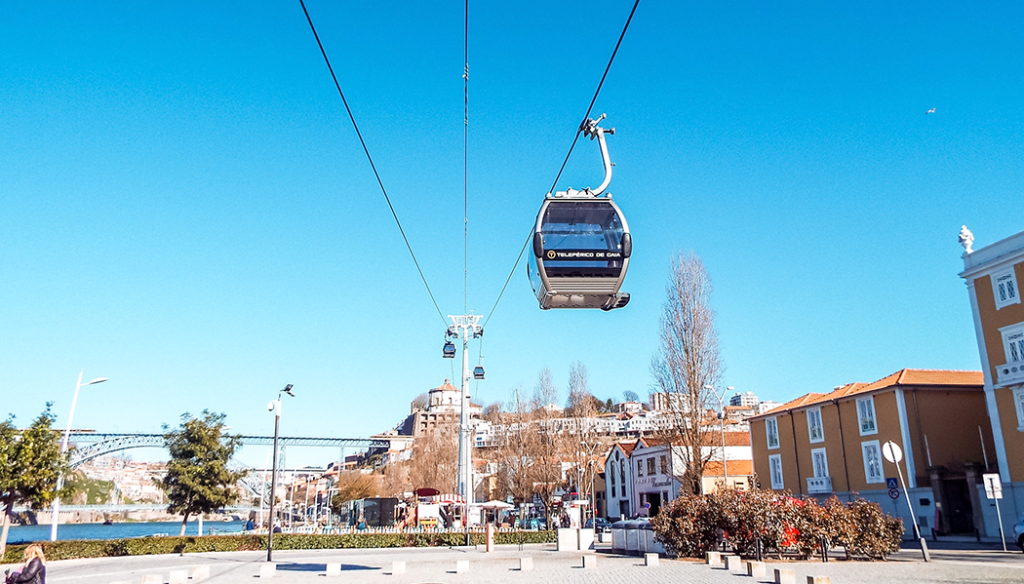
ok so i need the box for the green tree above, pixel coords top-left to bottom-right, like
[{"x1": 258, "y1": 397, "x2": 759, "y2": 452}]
[
  {"x1": 0, "y1": 406, "x2": 70, "y2": 558},
  {"x1": 160, "y1": 411, "x2": 245, "y2": 536}
]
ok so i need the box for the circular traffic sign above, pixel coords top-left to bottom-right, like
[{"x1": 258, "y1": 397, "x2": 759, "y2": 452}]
[
  {"x1": 888, "y1": 488, "x2": 900, "y2": 500},
  {"x1": 882, "y1": 441, "x2": 903, "y2": 464}
]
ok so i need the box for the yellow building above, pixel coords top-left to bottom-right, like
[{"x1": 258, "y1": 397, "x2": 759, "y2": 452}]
[
  {"x1": 959, "y1": 228, "x2": 1024, "y2": 540},
  {"x1": 749, "y1": 369, "x2": 989, "y2": 538}
]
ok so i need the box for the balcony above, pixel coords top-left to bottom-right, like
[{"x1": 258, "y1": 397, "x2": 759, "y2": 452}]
[
  {"x1": 995, "y1": 363, "x2": 1024, "y2": 387},
  {"x1": 806, "y1": 476, "x2": 832, "y2": 494}
]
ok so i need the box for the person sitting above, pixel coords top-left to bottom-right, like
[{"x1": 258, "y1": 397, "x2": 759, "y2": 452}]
[{"x1": 6, "y1": 544, "x2": 46, "y2": 584}]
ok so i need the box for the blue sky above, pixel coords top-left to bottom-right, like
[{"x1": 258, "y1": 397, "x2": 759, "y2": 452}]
[{"x1": 2, "y1": 1, "x2": 1022, "y2": 468}]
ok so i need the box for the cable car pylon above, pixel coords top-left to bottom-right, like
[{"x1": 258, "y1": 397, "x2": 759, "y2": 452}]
[{"x1": 446, "y1": 314, "x2": 483, "y2": 509}]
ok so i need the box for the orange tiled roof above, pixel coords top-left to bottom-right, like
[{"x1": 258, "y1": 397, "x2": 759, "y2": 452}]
[
  {"x1": 751, "y1": 369, "x2": 982, "y2": 419},
  {"x1": 703, "y1": 460, "x2": 754, "y2": 476}
]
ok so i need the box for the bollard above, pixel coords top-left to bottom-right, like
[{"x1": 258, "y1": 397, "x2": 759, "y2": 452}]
[
  {"x1": 747, "y1": 561, "x2": 766, "y2": 578},
  {"x1": 774, "y1": 568, "x2": 796, "y2": 584},
  {"x1": 258, "y1": 564, "x2": 276, "y2": 579},
  {"x1": 724, "y1": 555, "x2": 743, "y2": 571},
  {"x1": 806, "y1": 578, "x2": 831, "y2": 584},
  {"x1": 191, "y1": 566, "x2": 210, "y2": 581},
  {"x1": 141, "y1": 575, "x2": 161, "y2": 584},
  {"x1": 582, "y1": 555, "x2": 597, "y2": 569},
  {"x1": 169, "y1": 570, "x2": 187, "y2": 584},
  {"x1": 391, "y1": 561, "x2": 406, "y2": 575},
  {"x1": 455, "y1": 560, "x2": 469, "y2": 573},
  {"x1": 518, "y1": 558, "x2": 534, "y2": 572},
  {"x1": 644, "y1": 553, "x2": 659, "y2": 567},
  {"x1": 325, "y1": 563, "x2": 342, "y2": 577},
  {"x1": 706, "y1": 551, "x2": 723, "y2": 566}
]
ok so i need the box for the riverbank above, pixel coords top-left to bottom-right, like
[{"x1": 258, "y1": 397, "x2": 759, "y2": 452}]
[{"x1": 4, "y1": 520, "x2": 247, "y2": 544}]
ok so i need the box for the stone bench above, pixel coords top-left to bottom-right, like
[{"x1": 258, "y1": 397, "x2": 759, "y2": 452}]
[
  {"x1": 775, "y1": 568, "x2": 796, "y2": 584},
  {"x1": 705, "y1": 551, "x2": 723, "y2": 567},
  {"x1": 747, "y1": 561, "x2": 766, "y2": 578},
  {"x1": 582, "y1": 555, "x2": 597, "y2": 569},
  {"x1": 724, "y1": 555, "x2": 744, "y2": 571},
  {"x1": 455, "y1": 560, "x2": 469, "y2": 573},
  {"x1": 191, "y1": 566, "x2": 210, "y2": 581}
]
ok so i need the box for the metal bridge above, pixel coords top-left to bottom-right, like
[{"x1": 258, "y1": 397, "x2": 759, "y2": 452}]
[{"x1": 66, "y1": 431, "x2": 390, "y2": 468}]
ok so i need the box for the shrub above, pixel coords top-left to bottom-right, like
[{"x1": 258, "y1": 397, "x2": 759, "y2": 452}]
[
  {"x1": 650, "y1": 490, "x2": 904, "y2": 561},
  {"x1": 1, "y1": 530, "x2": 556, "y2": 563}
]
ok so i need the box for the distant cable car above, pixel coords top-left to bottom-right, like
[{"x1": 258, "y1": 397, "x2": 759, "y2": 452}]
[
  {"x1": 528, "y1": 115, "x2": 630, "y2": 310},
  {"x1": 443, "y1": 340, "x2": 456, "y2": 358},
  {"x1": 473, "y1": 365, "x2": 485, "y2": 380}
]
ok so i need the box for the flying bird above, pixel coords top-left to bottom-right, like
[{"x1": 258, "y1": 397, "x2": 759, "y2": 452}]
[{"x1": 926, "y1": 108, "x2": 936, "y2": 114}]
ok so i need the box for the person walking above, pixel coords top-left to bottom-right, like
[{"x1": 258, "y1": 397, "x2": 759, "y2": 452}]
[{"x1": 5, "y1": 544, "x2": 46, "y2": 584}]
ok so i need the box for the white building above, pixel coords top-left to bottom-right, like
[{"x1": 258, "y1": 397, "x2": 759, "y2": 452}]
[
  {"x1": 729, "y1": 391, "x2": 759, "y2": 407},
  {"x1": 604, "y1": 440, "x2": 640, "y2": 519}
]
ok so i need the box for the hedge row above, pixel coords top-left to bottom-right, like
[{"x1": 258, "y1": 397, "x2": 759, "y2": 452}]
[
  {"x1": 650, "y1": 489, "x2": 904, "y2": 560},
  {"x1": 2, "y1": 530, "x2": 556, "y2": 563}
]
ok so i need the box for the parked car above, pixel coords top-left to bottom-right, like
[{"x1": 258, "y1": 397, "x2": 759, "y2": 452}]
[
  {"x1": 1013, "y1": 513, "x2": 1024, "y2": 552},
  {"x1": 585, "y1": 517, "x2": 612, "y2": 532}
]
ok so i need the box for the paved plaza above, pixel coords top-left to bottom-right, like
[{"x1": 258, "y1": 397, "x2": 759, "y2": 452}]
[{"x1": 35, "y1": 542, "x2": 1024, "y2": 584}]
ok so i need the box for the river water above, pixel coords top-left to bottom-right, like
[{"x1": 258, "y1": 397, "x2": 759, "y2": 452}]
[{"x1": 6, "y1": 520, "x2": 248, "y2": 544}]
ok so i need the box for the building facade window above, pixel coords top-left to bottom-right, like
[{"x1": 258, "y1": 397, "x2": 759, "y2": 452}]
[
  {"x1": 637, "y1": 459, "x2": 644, "y2": 477},
  {"x1": 659, "y1": 455, "x2": 667, "y2": 474},
  {"x1": 769, "y1": 454, "x2": 784, "y2": 489},
  {"x1": 807, "y1": 407, "x2": 824, "y2": 443},
  {"x1": 857, "y1": 397, "x2": 877, "y2": 435},
  {"x1": 811, "y1": 447, "x2": 829, "y2": 478},
  {"x1": 647, "y1": 457, "x2": 656, "y2": 475},
  {"x1": 610, "y1": 461, "x2": 617, "y2": 485},
  {"x1": 993, "y1": 269, "x2": 1020, "y2": 310},
  {"x1": 862, "y1": 440, "x2": 883, "y2": 484},
  {"x1": 766, "y1": 417, "x2": 780, "y2": 449},
  {"x1": 1002, "y1": 323, "x2": 1024, "y2": 364},
  {"x1": 1014, "y1": 387, "x2": 1024, "y2": 430}
]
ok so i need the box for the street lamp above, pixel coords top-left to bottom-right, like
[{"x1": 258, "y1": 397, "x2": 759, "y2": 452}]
[
  {"x1": 266, "y1": 384, "x2": 294, "y2": 562},
  {"x1": 704, "y1": 385, "x2": 734, "y2": 491},
  {"x1": 51, "y1": 370, "x2": 108, "y2": 541}
]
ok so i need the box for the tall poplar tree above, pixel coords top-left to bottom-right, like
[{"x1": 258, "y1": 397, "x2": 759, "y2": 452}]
[{"x1": 161, "y1": 411, "x2": 245, "y2": 536}]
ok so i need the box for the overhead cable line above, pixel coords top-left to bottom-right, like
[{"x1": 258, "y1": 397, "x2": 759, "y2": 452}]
[
  {"x1": 463, "y1": 0, "x2": 469, "y2": 315},
  {"x1": 298, "y1": 0, "x2": 448, "y2": 326},
  {"x1": 483, "y1": 0, "x2": 641, "y2": 328}
]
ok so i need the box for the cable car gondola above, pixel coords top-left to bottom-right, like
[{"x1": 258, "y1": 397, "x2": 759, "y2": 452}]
[
  {"x1": 473, "y1": 365, "x2": 485, "y2": 380},
  {"x1": 528, "y1": 115, "x2": 630, "y2": 310}
]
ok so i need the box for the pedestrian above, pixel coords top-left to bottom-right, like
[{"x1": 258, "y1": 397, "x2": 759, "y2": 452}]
[
  {"x1": 356, "y1": 516, "x2": 367, "y2": 531},
  {"x1": 272, "y1": 521, "x2": 282, "y2": 534},
  {"x1": 5, "y1": 544, "x2": 46, "y2": 584}
]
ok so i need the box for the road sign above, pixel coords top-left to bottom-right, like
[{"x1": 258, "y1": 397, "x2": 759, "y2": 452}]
[
  {"x1": 983, "y1": 473, "x2": 1003, "y2": 499},
  {"x1": 886, "y1": 478, "x2": 898, "y2": 489},
  {"x1": 888, "y1": 488, "x2": 900, "y2": 500},
  {"x1": 882, "y1": 441, "x2": 902, "y2": 464}
]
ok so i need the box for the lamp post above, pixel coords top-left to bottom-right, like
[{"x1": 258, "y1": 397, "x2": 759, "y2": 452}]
[
  {"x1": 704, "y1": 385, "x2": 733, "y2": 491},
  {"x1": 51, "y1": 370, "x2": 107, "y2": 542},
  {"x1": 266, "y1": 384, "x2": 294, "y2": 562}
]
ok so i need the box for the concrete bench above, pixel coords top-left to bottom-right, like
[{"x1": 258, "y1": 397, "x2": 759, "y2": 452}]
[
  {"x1": 807, "y1": 578, "x2": 831, "y2": 584},
  {"x1": 518, "y1": 558, "x2": 534, "y2": 572},
  {"x1": 775, "y1": 568, "x2": 796, "y2": 584},
  {"x1": 258, "y1": 564, "x2": 276, "y2": 579},
  {"x1": 391, "y1": 561, "x2": 406, "y2": 575},
  {"x1": 724, "y1": 555, "x2": 744, "y2": 571},
  {"x1": 644, "y1": 553, "x2": 659, "y2": 567},
  {"x1": 705, "y1": 551, "x2": 723, "y2": 566},
  {"x1": 325, "y1": 563, "x2": 342, "y2": 577},
  {"x1": 747, "y1": 561, "x2": 766, "y2": 578}
]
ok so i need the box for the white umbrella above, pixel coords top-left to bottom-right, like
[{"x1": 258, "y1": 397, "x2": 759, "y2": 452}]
[{"x1": 480, "y1": 500, "x2": 514, "y2": 509}]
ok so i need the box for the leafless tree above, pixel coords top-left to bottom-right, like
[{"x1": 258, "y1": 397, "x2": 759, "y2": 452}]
[
  {"x1": 406, "y1": 422, "x2": 459, "y2": 493},
  {"x1": 650, "y1": 252, "x2": 723, "y2": 495},
  {"x1": 530, "y1": 367, "x2": 566, "y2": 524},
  {"x1": 494, "y1": 386, "x2": 533, "y2": 505},
  {"x1": 566, "y1": 362, "x2": 601, "y2": 518}
]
